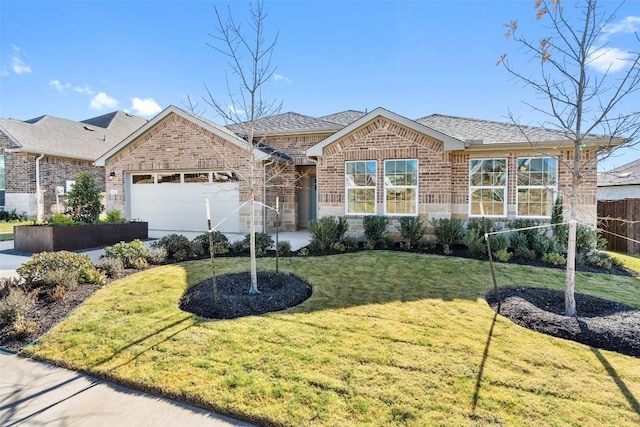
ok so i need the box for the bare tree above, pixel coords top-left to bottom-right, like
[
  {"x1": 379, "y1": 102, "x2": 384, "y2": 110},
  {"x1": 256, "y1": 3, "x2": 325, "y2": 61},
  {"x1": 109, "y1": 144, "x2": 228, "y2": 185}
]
[
  {"x1": 499, "y1": 0, "x2": 640, "y2": 316},
  {"x1": 203, "y1": 0, "x2": 282, "y2": 294}
]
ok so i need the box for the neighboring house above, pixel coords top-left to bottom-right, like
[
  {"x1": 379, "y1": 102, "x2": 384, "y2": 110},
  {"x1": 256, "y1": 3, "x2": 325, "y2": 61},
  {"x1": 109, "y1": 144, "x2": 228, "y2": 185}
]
[
  {"x1": 97, "y1": 105, "x2": 620, "y2": 236},
  {"x1": 0, "y1": 112, "x2": 146, "y2": 219},
  {"x1": 597, "y1": 159, "x2": 640, "y2": 200}
]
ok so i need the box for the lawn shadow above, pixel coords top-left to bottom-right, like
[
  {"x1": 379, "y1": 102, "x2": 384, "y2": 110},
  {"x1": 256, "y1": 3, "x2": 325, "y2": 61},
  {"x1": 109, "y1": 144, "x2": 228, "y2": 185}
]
[
  {"x1": 472, "y1": 307, "x2": 499, "y2": 414},
  {"x1": 591, "y1": 348, "x2": 640, "y2": 418}
]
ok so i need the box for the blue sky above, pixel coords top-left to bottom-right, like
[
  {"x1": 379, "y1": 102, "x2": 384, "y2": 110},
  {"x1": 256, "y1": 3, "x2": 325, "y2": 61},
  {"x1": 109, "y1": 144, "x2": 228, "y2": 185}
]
[{"x1": 1, "y1": 0, "x2": 639, "y2": 170}]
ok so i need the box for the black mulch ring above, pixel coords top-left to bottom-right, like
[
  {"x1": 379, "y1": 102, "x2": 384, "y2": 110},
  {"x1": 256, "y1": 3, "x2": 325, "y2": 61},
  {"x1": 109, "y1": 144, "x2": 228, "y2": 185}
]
[
  {"x1": 486, "y1": 287, "x2": 640, "y2": 358},
  {"x1": 179, "y1": 272, "x2": 313, "y2": 319}
]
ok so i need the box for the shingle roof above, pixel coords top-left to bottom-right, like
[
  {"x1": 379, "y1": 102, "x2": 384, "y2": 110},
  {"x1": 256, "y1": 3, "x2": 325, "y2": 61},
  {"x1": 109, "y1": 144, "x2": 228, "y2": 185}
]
[
  {"x1": 416, "y1": 114, "x2": 574, "y2": 144},
  {"x1": 320, "y1": 110, "x2": 366, "y2": 126},
  {"x1": 227, "y1": 112, "x2": 342, "y2": 136},
  {"x1": 597, "y1": 159, "x2": 640, "y2": 187},
  {"x1": 0, "y1": 111, "x2": 147, "y2": 161}
]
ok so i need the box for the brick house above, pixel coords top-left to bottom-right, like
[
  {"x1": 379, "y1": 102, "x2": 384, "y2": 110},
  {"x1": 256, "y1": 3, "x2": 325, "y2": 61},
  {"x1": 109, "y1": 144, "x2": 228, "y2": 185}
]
[
  {"x1": 0, "y1": 112, "x2": 146, "y2": 219},
  {"x1": 96, "y1": 105, "x2": 617, "y2": 236}
]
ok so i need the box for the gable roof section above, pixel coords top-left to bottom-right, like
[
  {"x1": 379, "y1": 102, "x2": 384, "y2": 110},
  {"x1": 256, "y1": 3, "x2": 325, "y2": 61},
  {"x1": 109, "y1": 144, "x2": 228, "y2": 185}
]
[
  {"x1": 307, "y1": 107, "x2": 465, "y2": 157},
  {"x1": 227, "y1": 112, "x2": 343, "y2": 137},
  {"x1": 598, "y1": 159, "x2": 640, "y2": 187},
  {"x1": 0, "y1": 111, "x2": 146, "y2": 161},
  {"x1": 321, "y1": 110, "x2": 366, "y2": 126},
  {"x1": 95, "y1": 105, "x2": 277, "y2": 166}
]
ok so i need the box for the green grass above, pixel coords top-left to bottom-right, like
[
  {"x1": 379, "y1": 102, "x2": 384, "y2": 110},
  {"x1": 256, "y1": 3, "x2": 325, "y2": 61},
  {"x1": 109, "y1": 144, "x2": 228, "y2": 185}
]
[
  {"x1": 0, "y1": 220, "x2": 30, "y2": 239},
  {"x1": 25, "y1": 252, "x2": 640, "y2": 426},
  {"x1": 608, "y1": 251, "x2": 640, "y2": 275}
]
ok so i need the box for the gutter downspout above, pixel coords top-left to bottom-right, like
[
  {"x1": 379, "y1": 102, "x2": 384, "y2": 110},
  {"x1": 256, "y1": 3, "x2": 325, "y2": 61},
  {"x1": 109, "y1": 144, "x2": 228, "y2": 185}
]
[{"x1": 35, "y1": 153, "x2": 44, "y2": 221}]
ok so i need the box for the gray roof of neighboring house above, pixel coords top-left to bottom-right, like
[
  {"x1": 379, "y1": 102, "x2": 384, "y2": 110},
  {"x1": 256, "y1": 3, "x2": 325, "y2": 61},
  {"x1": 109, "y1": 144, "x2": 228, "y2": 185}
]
[
  {"x1": 0, "y1": 111, "x2": 147, "y2": 161},
  {"x1": 416, "y1": 114, "x2": 576, "y2": 144},
  {"x1": 598, "y1": 159, "x2": 640, "y2": 187},
  {"x1": 320, "y1": 110, "x2": 366, "y2": 126},
  {"x1": 227, "y1": 112, "x2": 343, "y2": 136}
]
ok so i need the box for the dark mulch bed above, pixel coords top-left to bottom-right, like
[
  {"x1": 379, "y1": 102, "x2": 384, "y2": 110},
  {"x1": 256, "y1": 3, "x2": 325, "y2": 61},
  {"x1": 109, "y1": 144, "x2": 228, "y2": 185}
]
[
  {"x1": 486, "y1": 287, "x2": 640, "y2": 358},
  {"x1": 179, "y1": 272, "x2": 312, "y2": 319}
]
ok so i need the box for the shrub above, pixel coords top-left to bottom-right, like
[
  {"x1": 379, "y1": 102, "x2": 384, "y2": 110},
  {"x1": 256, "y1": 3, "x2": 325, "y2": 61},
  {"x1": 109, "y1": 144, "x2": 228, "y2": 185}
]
[
  {"x1": 0, "y1": 286, "x2": 36, "y2": 326},
  {"x1": 462, "y1": 228, "x2": 486, "y2": 257},
  {"x1": 576, "y1": 225, "x2": 607, "y2": 256},
  {"x1": 65, "y1": 171, "x2": 103, "y2": 223},
  {"x1": 0, "y1": 277, "x2": 24, "y2": 299},
  {"x1": 430, "y1": 218, "x2": 464, "y2": 255},
  {"x1": 0, "y1": 209, "x2": 27, "y2": 222},
  {"x1": 308, "y1": 216, "x2": 348, "y2": 252},
  {"x1": 586, "y1": 251, "x2": 614, "y2": 270},
  {"x1": 363, "y1": 216, "x2": 388, "y2": 248},
  {"x1": 100, "y1": 256, "x2": 124, "y2": 278},
  {"x1": 49, "y1": 213, "x2": 76, "y2": 226},
  {"x1": 489, "y1": 233, "x2": 509, "y2": 253},
  {"x1": 146, "y1": 246, "x2": 168, "y2": 265},
  {"x1": 542, "y1": 252, "x2": 566, "y2": 266},
  {"x1": 276, "y1": 240, "x2": 291, "y2": 256},
  {"x1": 229, "y1": 241, "x2": 247, "y2": 255},
  {"x1": 297, "y1": 247, "x2": 309, "y2": 257},
  {"x1": 514, "y1": 246, "x2": 537, "y2": 261},
  {"x1": 151, "y1": 234, "x2": 192, "y2": 262},
  {"x1": 17, "y1": 251, "x2": 98, "y2": 288},
  {"x1": 42, "y1": 267, "x2": 80, "y2": 292},
  {"x1": 243, "y1": 232, "x2": 274, "y2": 256},
  {"x1": 494, "y1": 249, "x2": 512, "y2": 263},
  {"x1": 105, "y1": 209, "x2": 126, "y2": 224},
  {"x1": 397, "y1": 217, "x2": 425, "y2": 249},
  {"x1": 131, "y1": 257, "x2": 149, "y2": 270},
  {"x1": 191, "y1": 232, "x2": 230, "y2": 256},
  {"x1": 105, "y1": 239, "x2": 149, "y2": 268},
  {"x1": 551, "y1": 198, "x2": 568, "y2": 244},
  {"x1": 342, "y1": 236, "x2": 359, "y2": 251}
]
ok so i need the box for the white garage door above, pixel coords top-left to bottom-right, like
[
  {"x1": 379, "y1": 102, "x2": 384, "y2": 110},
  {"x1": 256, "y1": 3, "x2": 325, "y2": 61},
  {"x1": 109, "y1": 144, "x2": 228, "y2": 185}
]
[{"x1": 128, "y1": 172, "x2": 240, "y2": 233}]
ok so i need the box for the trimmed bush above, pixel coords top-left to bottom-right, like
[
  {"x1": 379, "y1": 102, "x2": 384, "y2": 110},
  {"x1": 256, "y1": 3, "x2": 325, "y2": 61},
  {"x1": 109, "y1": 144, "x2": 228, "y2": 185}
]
[
  {"x1": 105, "y1": 239, "x2": 149, "y2": 268},
  {"x1": 494, "y1": 249, "x2": 512, "y2": 263},
  {"x1": 229, "y1": 241, "x2": 247, "y2": 255},
  {"x1": 49, "y1": 213, "x2": 76, "y2": 226},
  {"x1": 243, "y1": 232, "x2": 274, "y2": 256},
  {"x1": 430, "y1": 218, "x2": 464, "y2": 255},
  {"x1": 308, "y1": 216, "x2": 348, "y2": 252},
  {"x1": 99, "y1": 256, "x2": 124, "y2": 278},
  {"x1": 276, "y1": 240, "x2": 291, "y2": 256},
  {"x1": 586, "y1": 251, "x2": 614, "y2": 270},
  {"x1": 192, "y1": 232, "x2": 230, "y2": 256},
  {"x1": 363, "y1": 216, "x2": 388, "y2": 248},
  {"x1": 462, "y1": 228, "x2": 486, "y2": 257},
  {"x1": 151, "y1": 234, "x2": 192, "y2": 262},
  {"x1": 65, "y1": 171, "x2": 103, "y2": 223},
  {"x1": 397, "y1": 216, "x2": 425, "y2": 249},
  {"x1": 542, "y1": 252, "x2": 566, "y2": 266},
  {"x1": 105, "y1": 209, "x2": 126, "y2": 224},
  {"x1": 146, "y1": 247, "x2": 168, "y2": 265},
  {"x1": 17, "y1": 251, "x2": 99, "y2": 288}
]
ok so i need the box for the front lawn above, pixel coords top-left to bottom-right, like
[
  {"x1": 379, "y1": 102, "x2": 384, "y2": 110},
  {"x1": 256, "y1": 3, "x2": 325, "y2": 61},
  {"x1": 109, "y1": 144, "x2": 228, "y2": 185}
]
[
  {"x1": 25, "y1": 252, "x2": 640, "y2": 426},
  {"x1": 0, "y1": 220, "x2": 30, "y2": 240}
]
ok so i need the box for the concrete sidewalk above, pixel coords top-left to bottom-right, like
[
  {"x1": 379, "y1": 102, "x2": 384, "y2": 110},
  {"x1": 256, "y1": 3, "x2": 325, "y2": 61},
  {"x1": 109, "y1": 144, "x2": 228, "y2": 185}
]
[{"x1": 0, "y1": 350, "x2": 255, "y2": 426}]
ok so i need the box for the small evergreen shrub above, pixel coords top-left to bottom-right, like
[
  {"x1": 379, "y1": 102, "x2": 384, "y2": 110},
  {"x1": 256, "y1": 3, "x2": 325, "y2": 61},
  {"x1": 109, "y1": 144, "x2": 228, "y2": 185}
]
[
  {"x1": 49, "y1": 213, "x2": 76, "y2": 226},
  {"x1": 229, "y1": 241, "x2": 247, "y2": 255},
  {"x1": 0, "y1": 209, "x2": 27, "y2": 222},
  {"x1": 576, "y1": 225, "x2": 607, "y2": 256},
  {"x1": 151, "y1": 234, "x2": 192, "y2": 262},
  {"x1": 17, "y1": 251, "x2": 99, "y2": 288},
  {"x1": 99, "y1": 256, "x2": 124, "y2": 278},
  {"x1": 105, "y1": 239, "x2": 149, "y2": 268},
  {"x1": 276, "y1": 240, "x2": 291, "y2": 256},
  {"x1": 462, "y1": 228, "x2": 486, "y2": 257},
  {"x1": 430, "y1": 218, "x2": 464, "y2": 255},
  {"x1": 542, "y1": 252, "x2": 566, "y2": 266},
  {"x1": 342, "y1": 236, "x2": 359, "y2": 251},
  {"x1": 146, "y1": 246, "x2": 168, "y2": 265},
  {"x1": 105, "y1": 209, "x2": 126, "y2": 224},
  {"x1": 244, "y1": 232, "x2": 274, "y2": 256},
  {"x1": 397, "y1": 216, "x2": 425, "y2": 249},
  {"x1": 308, "y1": 216, "x2": 348, "y2": 252},
  {"x1": 489, "y1": 233, "x2": 509, "y2": 253},
  {"x1": 191, "y1": 232, "x2": 230, "y2": 256},
  {"x1": 65, "y1": 171, "x2": 104, "y2": 223},
  {"x1": 363, "y1": 215, "x2": 388, "y2": 248},
  {"x1": 551, "y1": 198, "x2": 568, "y2": 244},
  {"x1": 494, "y1": 249, "x2": 512, "y2": 263},
  {"x1": 297, "y1": 247, "x2": 309, "y2": 257},
  {"x1": 331, "y1": 241, "x2": 347, "y2": 252},
  {"x1": 586, "y1": 251, "x2": 614, "y2": 270},
  {"x1": 514, "y1": 246, "x2": 537, "y2": 261}
]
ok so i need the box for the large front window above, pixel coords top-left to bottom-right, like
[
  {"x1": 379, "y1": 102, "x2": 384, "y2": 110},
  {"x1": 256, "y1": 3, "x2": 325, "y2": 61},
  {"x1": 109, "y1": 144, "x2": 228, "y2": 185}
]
[
  {"x1": 469, "y1": 158, "x2": 507, "y2": 217},
  {"x1": 345, "y1": 161, "x2": 376, "y2": 214},
  {"x1": 517, "y1": 157, "x2": 557, "y2": 217},
  {"x1": 384, "y1": 159, "x2": 418, "y2": 215}
]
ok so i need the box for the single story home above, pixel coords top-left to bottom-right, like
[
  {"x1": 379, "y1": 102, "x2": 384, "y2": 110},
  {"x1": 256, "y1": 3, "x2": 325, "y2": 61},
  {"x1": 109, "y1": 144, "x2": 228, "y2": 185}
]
[
  {"x1": 96, "y1": 105, "x2": 619, "y2": 236},
  {"x1": 597, "y1": 159, "x2": 640, "y2": 200},
  {"x1": 0, "y1": 111, "x2": 146, "y2": 219}
]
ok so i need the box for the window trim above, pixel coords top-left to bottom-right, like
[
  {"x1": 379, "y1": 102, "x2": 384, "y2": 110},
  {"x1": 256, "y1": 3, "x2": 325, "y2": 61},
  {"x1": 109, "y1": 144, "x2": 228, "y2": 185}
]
[
  {"x1": 515, "y1": 157, "x2": 558, "y2": 219},
  {"x1": 345, "y1": 160, "x2": 377, "y2": 215},
  {"x1": 468, "y1": 158, "x2": 508, "y2": 218},
  {"x1": 383, "y1": 159, "x2": 418, "y2": 216}
]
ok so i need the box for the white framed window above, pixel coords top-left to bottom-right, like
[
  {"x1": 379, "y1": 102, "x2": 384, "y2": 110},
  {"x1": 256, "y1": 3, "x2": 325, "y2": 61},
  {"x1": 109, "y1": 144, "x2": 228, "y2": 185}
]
[
  {"x1": 516, "y1": 157, "x2": 557, "y2": 218},
  {"x1": 384, "y1": 159, "x2": 418, "y2": 215},
  {"x1": 469, "y1": 158, "x2": 507, "y2": 217},
  {"x1": 345, "y1": 161, "x2": 377, "y2": 215}
]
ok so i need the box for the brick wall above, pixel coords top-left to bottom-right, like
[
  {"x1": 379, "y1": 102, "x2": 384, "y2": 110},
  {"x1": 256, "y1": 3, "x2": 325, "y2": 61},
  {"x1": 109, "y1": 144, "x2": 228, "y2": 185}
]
[{"x1": 263, "y1": 133, "x2": 333, "y2": 166}]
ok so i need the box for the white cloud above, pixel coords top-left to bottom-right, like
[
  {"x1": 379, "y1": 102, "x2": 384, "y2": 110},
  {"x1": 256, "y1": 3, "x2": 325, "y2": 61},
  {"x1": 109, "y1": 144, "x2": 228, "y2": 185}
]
[
  {"x1": 130, "y1": 97, "x2": 162, "y2": 117},
  {"x1": 74, "y1": 84, "x2": 95, "y2": 95},
  {"x1": 49, "y1": 80, "x2": 71, "y2": 93},
  {"x1": 0, "y1": 67, "x2": 9, "y2": 77},
  {"x1": 90, "y1": 92, "x2": 118, "y2": 110},
  {"x1": 588, "y1": 47, "x2": 635, "y2": 73},
  {"x1": 8, "y1": 45, "x2": 32, "y2": 75},
  {"x1": 603, "y1": 16, "x2": 640, "y2": 36},
  {"x1": 228, "y1": 105, "x2": 247, "y2": 117},
  {"x1": 273, "y1": 73, "x2": 291, "y2": 83}
]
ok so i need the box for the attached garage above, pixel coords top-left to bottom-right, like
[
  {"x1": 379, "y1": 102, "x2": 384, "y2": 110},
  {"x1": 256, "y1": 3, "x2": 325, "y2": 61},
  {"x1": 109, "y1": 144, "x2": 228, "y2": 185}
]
[{"x1": 128, "y1": 171, "x2": 240, "y2": 233}]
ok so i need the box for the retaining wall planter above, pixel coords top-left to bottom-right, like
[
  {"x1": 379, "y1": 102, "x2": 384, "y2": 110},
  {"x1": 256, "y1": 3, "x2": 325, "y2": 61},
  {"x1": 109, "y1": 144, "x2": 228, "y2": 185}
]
[{"x1": 14, "y1": 222, "x2": 149, "y2": 252}]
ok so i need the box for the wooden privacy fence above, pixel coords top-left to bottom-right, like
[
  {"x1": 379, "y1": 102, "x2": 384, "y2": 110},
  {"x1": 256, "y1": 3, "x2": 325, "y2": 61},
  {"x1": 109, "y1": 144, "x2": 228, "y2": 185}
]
[{"x1": 597, "y1": 198, "x2": 640, "y2": 255}]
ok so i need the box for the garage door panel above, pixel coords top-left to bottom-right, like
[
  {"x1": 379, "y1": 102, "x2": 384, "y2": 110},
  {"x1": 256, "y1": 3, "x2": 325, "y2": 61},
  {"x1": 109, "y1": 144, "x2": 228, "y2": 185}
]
[{"x1": 130, "y1": 180, "x2": 240, "y2": 232}]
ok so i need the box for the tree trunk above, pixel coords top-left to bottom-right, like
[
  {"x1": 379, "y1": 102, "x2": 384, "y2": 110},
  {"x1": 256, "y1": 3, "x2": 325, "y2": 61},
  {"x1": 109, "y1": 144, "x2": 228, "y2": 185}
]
[{"x1": 565, "y1": 219, "x2": 577, "y2": 317}]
